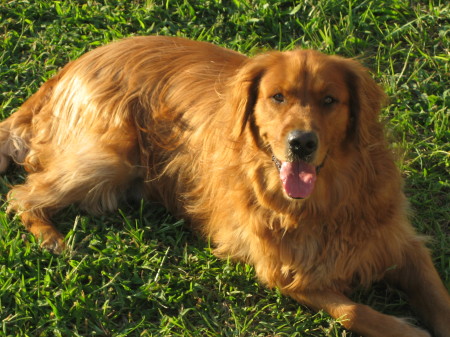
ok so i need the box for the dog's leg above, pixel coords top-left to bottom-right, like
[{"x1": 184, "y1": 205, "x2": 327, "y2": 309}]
[
  {"x1": 20, "y1": 211, "x2": 66, "y2": 254},
  {"x1": 385, "y1": 240, "x2": 450, "y2": 337},
  {"x1": 8, "y1": 144, "x2": 140, "y2": 253},
  {"x1": 8, "y1": 171, "x2": 84, "y2": 253},
  {"x1": 289, "y1": 290, "x2": 431, "y2": 337}
]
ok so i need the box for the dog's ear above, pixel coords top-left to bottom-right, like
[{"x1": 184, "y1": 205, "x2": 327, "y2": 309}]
[
  {"x1": 342, "y1": 59, "x2": 388, "y2": 146},
  {"x1": 226, "y1": 54, "x2": 270, "y2": 141}
]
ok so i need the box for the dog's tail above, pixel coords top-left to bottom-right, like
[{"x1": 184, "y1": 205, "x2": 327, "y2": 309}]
[{"x1": 0, "y1": 76, "x2": 61, "y2": 173}]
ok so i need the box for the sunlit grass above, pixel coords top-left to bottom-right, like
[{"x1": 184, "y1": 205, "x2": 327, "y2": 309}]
[{"x1": 0, "y1": 0, "x2": 448, "y2": 336}]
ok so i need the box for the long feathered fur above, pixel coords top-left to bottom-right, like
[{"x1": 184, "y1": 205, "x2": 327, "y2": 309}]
[{"x1": 0, "y1": 36, "x2": 449, "y2": 337}]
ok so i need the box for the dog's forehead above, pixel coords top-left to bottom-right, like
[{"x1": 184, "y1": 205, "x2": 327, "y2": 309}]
[{"x1": 261, "y1": 50, "x2": 348, "y2": 93}]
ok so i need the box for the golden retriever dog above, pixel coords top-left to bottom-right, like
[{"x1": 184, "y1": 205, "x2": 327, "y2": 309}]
[{"x1": 0, "y1": 36, "x2": 449, "y2": 337}]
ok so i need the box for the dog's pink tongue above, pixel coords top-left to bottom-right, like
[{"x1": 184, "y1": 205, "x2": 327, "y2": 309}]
[{"x1": 280, "y1": 161, "x2": 317, "y2": 199}]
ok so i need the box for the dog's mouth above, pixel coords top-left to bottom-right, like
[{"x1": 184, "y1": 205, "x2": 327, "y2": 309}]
[{"x1": 272, "y1": 155, "x2": 325, "y2": 199}]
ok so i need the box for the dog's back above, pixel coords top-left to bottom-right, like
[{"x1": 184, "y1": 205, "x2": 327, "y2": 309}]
[
  {"x1": 0, "y1": 36, "x2": 246, "y2": 251},
  {"x1": 0, "y1": 36, "x2": 244, "y2": 174}
]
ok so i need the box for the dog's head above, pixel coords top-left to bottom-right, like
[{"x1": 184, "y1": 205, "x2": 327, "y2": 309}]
[{"x1": 229, "y1": 49, "x2": 386, "y2": 200}]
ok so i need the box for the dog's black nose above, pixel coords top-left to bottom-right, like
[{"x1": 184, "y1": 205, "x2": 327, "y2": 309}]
[{"x1": 287, "y1": 130, "x2": 318, "y2": 161}]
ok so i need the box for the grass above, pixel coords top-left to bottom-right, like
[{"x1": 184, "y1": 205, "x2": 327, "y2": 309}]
[{"x1": 0, "y1": 0, "x2": 448, "y2": 336}]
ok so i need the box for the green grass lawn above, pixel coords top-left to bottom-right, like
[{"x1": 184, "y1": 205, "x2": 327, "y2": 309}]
[{"x1": 0, "y1": 0, "x2": 449, "y2": 336}]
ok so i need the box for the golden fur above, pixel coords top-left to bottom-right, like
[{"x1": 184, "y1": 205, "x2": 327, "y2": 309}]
[{"x1": 0, "y1": 36, "x2": 449, "y2": 337}]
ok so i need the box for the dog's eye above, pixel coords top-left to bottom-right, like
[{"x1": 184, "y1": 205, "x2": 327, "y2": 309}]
[
  {"x1": 272, "y1": 93, "x2": 285, "y2": 103},
  {"x1": 323, "y1": 96, "x2": 336, "y2": 105}
]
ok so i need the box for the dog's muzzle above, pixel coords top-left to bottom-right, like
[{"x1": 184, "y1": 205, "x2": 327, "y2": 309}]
[
  {"x1": 286, "y1": 130, "x2": 318, "y2": 163},
  {"x1": 271, "y1": 130, "x2": 326, "y2": 199},
  {"x1": 272, "y1": 154, "x2": 326, "y2": 175}
]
